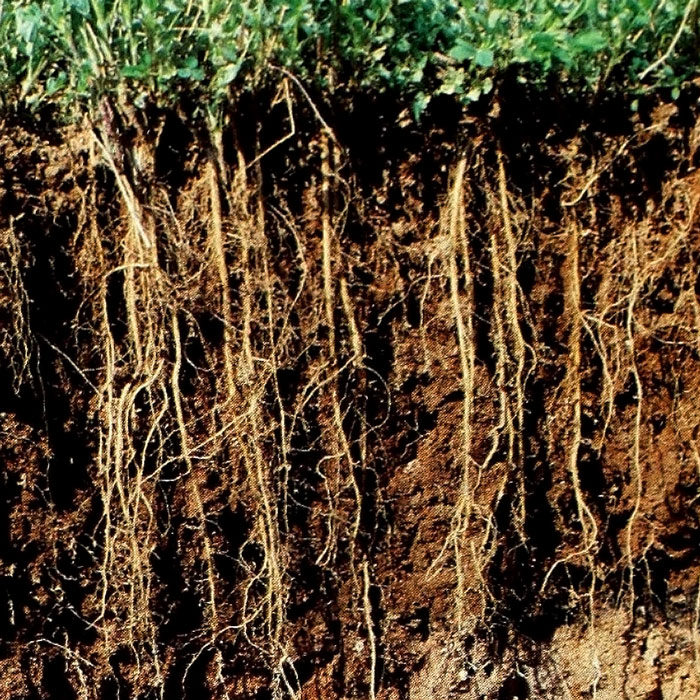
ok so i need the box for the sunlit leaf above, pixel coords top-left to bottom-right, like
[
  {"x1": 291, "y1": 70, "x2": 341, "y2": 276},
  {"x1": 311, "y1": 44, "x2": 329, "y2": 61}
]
[{"x1": 475, "y1": 48, "x2": 494, "y2": 68}]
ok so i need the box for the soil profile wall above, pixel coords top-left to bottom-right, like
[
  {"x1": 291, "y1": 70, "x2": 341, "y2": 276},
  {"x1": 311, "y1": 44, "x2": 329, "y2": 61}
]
[{"x1": 1, "y1": 90, "x2": 700, "y2": 698}]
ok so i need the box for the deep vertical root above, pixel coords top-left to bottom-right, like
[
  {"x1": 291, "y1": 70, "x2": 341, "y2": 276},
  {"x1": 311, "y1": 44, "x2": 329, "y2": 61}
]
[
  {"x1": 448, "y1": 157, "x2": 475, "y2": 520},
  {"x1": 171, "y1": 310, "x2": 220, "y2": 628},
  {"x1": 441, "y1": 157, "x2": 479, "y2": 627},
  {"x1": 207, "y1": 155, "x2": 237, "y2": 403},
  {"x1": 543, "y1": 219, "x2": 598, "y2": 592},
  {"x1": 319, "y1": 131, "x2": 363, "y2": 566},
  {"x1": 495, "y1": 151, "x2": 532, "y2": 536},
  {"x1": 624, "y1": 225, "x2": 644, "y2": 612}
]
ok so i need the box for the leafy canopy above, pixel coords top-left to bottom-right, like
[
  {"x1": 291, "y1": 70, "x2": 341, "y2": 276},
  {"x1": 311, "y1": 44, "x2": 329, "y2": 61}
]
[{"x1": 1, "y1": 0, "x2": 697, "y2": 117}]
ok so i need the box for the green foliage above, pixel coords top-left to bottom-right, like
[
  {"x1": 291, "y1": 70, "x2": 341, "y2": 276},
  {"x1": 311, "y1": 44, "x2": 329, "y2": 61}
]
[{"x1": 0, "y1": 0, "x2": 698, "y2": 118}]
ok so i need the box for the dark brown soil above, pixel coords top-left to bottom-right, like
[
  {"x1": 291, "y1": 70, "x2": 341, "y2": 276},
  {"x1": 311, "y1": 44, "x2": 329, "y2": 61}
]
[{"x1": 1, "y1": 88, "x2": 700, "y2": 699}]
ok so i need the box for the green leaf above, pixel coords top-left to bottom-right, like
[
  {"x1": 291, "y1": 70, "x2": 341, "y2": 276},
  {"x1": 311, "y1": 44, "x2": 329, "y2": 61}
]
[
  {"x1": 121, "y1": 51, "x2": 153, "y2": 80},
  {"x1": 532, "y1": 31, "x2": 557, "y2": 51},
  {"x1": 16, "y1": 6, "x2": 41, "y2": 44},
  {"x1": 69, "y1": 0, "x2": 91, "y2": 18},
  {"x1": 439, "y1": 67, "x2": 465, "y2": 95},
  {"x1": 487, "y1": 9, "x2": 503, "y2": 30},
  {"x1": 412, "y1": 91, "x2": 430, "y2": 120},
  {"x1": 220, "y1": 46, "x2": 239, "y2": 63},
  {"x1": 574, "y1": 30, "x2": 608, "y2": 53},
  {"x1": 474, "y1": 48, "x2": 494, "y2": 68},
  {"x1": 448, "y1": 40, "x2": 473, "y2": 63},
  {"x1": 177, "y1": 56, "x2": 205, "y2": 81},
  {"x1": 46, "y1": 71, "x2": 68, "y2": 95},
  {"x1": 408, "y1": 57, "x2": 426, "y2": 83},
  {"x1": 216, "y1": 62, "x2": 241, "y2": 87},
  {"x1": 177, "y1": 67, "x2": 205, "y2": 80},
  {"x1": 122, "y1": 64, "x2": 148, "y2": 79}
]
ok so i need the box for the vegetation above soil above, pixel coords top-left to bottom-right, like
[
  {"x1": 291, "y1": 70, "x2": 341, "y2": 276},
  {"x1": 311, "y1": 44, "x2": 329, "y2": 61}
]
[{"x1": 3, "y1": 0, "x2": 700, "y2": 118}]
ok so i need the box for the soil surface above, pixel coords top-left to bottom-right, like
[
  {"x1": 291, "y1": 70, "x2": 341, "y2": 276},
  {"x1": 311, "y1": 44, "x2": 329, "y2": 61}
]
[{"x1": 1, "y1": 88, "x2": 700, "y2": 699}]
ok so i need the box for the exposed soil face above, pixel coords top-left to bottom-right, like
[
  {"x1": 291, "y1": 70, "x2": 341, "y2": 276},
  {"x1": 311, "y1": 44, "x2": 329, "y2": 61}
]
[{"x1": 1, "y1": 88, "x2": 700, "y2": 699}]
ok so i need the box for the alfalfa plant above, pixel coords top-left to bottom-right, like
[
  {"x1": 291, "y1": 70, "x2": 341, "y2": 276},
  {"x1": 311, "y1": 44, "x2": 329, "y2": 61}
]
[{"x1": 4, "y1": 0, "x2": 700, "y2": 121}]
